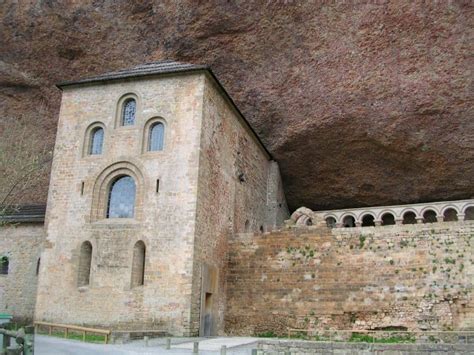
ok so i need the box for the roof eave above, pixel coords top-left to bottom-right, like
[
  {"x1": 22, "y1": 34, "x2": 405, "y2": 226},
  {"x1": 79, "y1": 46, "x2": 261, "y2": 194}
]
[{"x1": 56, "y1": 65, "x2": 211, "y2": 90}]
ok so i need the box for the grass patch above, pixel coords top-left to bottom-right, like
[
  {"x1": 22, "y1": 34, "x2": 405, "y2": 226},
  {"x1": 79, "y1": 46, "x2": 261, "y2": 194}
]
[
  {"x1": 349, "y1": 333, "x2": 415, "y2": 343},
  {"x1": 256, "y1": 331, "x2": 277, "y2": 338},
  {"x1": 36, "y1": 329, "x2": 106, "y2": 343}
]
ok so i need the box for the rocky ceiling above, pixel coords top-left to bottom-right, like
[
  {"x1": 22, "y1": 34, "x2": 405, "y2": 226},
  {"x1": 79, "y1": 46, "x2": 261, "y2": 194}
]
[{"x1": 1, "y1": 1, "x2": 472, "y2": 211}]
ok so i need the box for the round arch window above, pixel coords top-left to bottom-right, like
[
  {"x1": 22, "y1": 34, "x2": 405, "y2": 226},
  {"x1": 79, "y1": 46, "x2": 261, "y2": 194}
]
[{"x1": 107, "y1": 175, "x2": 136, "y2": 218}]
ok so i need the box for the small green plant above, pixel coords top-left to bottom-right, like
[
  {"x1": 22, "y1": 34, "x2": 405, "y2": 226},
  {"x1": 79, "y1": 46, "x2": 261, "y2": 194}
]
[
  {"x1": 444, "y1": 257, "x2": 455, "y2": 264},
  {"x1": 389, "y1": 260, "x2": 394, "y2": 265},
  {"x1": 256, "y1": 331, "x2": 277, "y2": 338},
  {"x1": 359, "y1": 235, "x2": 366, "y2": 248}
]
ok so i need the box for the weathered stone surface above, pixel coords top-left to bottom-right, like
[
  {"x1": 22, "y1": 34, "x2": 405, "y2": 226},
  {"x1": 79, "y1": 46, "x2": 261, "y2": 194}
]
[
  {"x1": 225, "y1": 221, "x2": 474, "y2": 335},
  {"x1": 0, "y1": 224, "x2": 44, "y2": 323},
  {"x1": 1, "y1": 1, "x2": 472, "y2": 210}
]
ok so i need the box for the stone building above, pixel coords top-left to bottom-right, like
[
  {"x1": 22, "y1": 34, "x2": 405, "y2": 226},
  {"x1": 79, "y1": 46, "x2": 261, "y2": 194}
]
[
  {"x1": 32, "y1": 60, "x2": 288, "y2": 336},
  {"x1": 0, "y1": 60, "x2": 472, "y2": 338}
]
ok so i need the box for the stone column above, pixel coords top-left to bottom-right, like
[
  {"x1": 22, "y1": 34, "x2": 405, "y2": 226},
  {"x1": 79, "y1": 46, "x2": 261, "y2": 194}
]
[
  {"x1": 355, "y1": 221, "x2": 362, "y2": 227},
  {"x1": 416, "y1": 217, "x2": 424, "y2": 224},
  {"x1": 395, "y1": 218, "x2": 403, "y2": 225},
  {"x1": 436, "y1": 215, "x2": 444, "y2": 223},
  {"x1": 458, "y1": 213, "x2": 465, "y2": 221},
  {"x1": 374, "y1": 220, "x2": 382, "y2": 227}
]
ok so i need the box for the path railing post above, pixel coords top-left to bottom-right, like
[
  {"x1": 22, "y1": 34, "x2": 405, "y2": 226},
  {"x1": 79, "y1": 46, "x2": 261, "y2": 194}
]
[{"x1": 193, "y1": 341, "x2": 199, "y2": 354}]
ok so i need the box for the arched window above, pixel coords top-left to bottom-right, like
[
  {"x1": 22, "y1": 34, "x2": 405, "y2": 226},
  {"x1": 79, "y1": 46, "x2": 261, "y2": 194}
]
[
  {"x1": 381, "y1": 213, "x2": 396, "y2": 226},
  {"x1": 78, "y1": 242, "x2": 92, "y2": 287},
  {"x1": 423, "y1": 210, "x2": 437, "y2": 223},
  {"x1": 148, "y1": 122, "x2": 164, "y2": 151},
  {"x1": 89, "y1": 127, "x2": 104, "y2": 155},
  {"x1": 361, "y1": 214, "x2": 375, "y2": 227},
  {"x1": 0, "y1": 256, "x2": 9, "y2": 275},
  {"x1": 107, "y1": 175, "x2": 136, "y2": 218},
  {"x1": 402, "y1": 211, "x2": 417, "y2": 224},
  {"x1": 326, "y1": 217, "x2": 336, "y2": 228},
  {"x1": 342, "y1": 216, "x2": 355, "y2": 228},
  {"x1": 122, "y1": 98, "x2": 136, "y2": 126},
  {"x1": 131, "y1": 241, "x2": 146, "y2": 287},
  {"x1": 443, "y1": 208, "x2": 458, "y2": 222}
]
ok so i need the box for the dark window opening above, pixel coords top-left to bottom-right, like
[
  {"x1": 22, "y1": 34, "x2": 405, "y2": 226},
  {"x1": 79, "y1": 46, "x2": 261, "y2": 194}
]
[
  {"x1": 381, "y1": 213, "x2": 396, "y2": 226},
  {"x1": 443, "y1": 208, "x2": 458, "y2": 222},
  {"x1": 342, "y1": 216, "x2": 355, "y2": 228},
  {"x1": 0, "y1": 256, "x2": 9, "y2": 275},
  {"x1": 326, "y1": 217, "x2": 336, "y2": 228},
  {"x1": 36, "y1": 258, "x2": 41, "y2": 276},
  {"x1": 423, "y1": 210, "x2": 437, "y2": 223},
  {"x1": 361, "y1": 214, "x2": 375, "y2": 227},
  {"x1": 465, "y1": 207, "x2": 474, "y2": 221},
  {"x1": 402, "y1": 211, "x2": 417, "y2": 224}
]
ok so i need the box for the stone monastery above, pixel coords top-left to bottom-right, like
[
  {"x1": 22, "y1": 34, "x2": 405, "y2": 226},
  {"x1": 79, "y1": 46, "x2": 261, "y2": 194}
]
[{"x1": 0, "y1": 61, "x2": 473, "y2": 337}]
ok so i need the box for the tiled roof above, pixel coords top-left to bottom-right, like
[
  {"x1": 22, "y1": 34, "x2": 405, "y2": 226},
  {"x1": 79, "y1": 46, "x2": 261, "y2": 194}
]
[
  {"x1": 58, "y1": 60, "x2": 209, "y2": 87},
  {"x1": 0, "y1": 205, "x2": 46, "y2": 223}
]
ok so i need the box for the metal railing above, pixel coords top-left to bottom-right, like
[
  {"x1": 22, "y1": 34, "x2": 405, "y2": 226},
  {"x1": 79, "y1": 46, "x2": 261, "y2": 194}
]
[
  {"x1": 0, "y1": 327, "x2": 34, "y2": 355},
  {"x1": 34, "y1": 321, "x2": 110, "y2": 344}
]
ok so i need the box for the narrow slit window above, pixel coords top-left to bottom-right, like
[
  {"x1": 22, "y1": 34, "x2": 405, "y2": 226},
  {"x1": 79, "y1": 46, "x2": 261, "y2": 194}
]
[
  {"x1": 131, "y1": 241, "x2": 146, "y2": 287},
  {"x1": 78, "y1": 241, "x2": 92, "y2": 287},
  {"x1": 81, "y1": 182, "x2": 85, "y2": 196},
  {"x1": 156, "y1": 179, "x2": 160, "y2": 193}
]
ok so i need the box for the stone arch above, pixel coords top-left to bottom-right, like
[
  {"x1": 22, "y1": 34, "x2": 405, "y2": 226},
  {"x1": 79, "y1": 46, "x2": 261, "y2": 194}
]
[
  {"x1": 381, "y1": 212, "x2": 396, "y2": 226},
  {"x1": 422, "y1": 209, "x2": 437, "y2": 223},
  {"x1": 131, "y1": 241, "x2": 146, "y2": 288},
  {"x1": 115, "y1": 92, "x2": 141, "y2": 128},
  {"x1": 361, "y1": 212, "x2": 376, "y2": 227},
  {"x1": 463, "y1": 205, "x2": 474, "y2": 220},
  {"x1": 341, "y1": 213, "x2": 356, "y2": 228},
  {"x1": 142, "y1": 117, "x2": 167, "y2": 153},
  {"x1": 78, "y1": 241, "x2": 93, "y2": 287},
  {"x1": 402, "y1": 210, "x2": 418, "y2": 225},
  {"x1": 91, "y1": 161, "x2": 146, "y2": 221},
  {"x1": 83, "y1": 121, "x2": 106, "y2": 157},
  {"x1": 419, "y1": 205, "x2": 440, "y2": 218},
  {"x1": 325, "y1": 216, "x2": 337, "y2": 228},
  {"x1": 443, "y1": 208, "x2": 458, "y2": 222}
]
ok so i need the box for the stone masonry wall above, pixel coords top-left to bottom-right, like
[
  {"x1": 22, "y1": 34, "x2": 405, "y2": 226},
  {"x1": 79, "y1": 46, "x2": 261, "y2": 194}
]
[
  {"x1": 225, "y1": 221, "x2": 474, "y2": 335},
  {"x1": 0, "y1": 223, "x2": 44, "y2": 323},
  {"x1": 190, "y1": 75, "x2": 287, "y2": 335},
  {"x1": 35, "y1": 74, "x2": 204, "y2": 334}
]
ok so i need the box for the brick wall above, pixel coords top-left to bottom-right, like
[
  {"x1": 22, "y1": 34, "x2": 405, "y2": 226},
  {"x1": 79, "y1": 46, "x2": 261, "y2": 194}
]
[
  {"x1": 190, "y1": 75, "x2": 288, "y2": 335},
  {"x1": 35, "y1": 74, "x2": 204, "y2": 334},
  {"x1": 225, "y1": 221, "x2": 474, "y2": 335},
  {"x1": 0, "y1": 224, "x2": 44, "y2": 323}
]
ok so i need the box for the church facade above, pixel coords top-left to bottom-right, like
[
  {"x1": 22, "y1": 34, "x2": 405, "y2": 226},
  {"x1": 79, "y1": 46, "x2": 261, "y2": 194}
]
[{"x1": 31, "y1": 61, "x2": 288, "y2": 336}]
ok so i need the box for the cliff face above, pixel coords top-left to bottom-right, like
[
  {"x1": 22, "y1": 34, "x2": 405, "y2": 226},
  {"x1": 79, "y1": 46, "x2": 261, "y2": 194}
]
[{"x1": 1, "y1": 1, "x2": 473, "y2": 210}]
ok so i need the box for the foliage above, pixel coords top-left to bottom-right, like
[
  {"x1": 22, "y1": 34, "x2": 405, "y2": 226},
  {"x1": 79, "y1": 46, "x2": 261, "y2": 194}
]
[
  {"x1": 349, "y1": 332, "x2": 415, "y2": 343},
  {"x1": 256, "y1": 331, "x2": 277, "y2": 338}
]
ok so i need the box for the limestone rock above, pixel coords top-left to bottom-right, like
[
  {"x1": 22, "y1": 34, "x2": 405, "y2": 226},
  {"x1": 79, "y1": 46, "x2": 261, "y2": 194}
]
[{"x1": 0, "y1": 1, "x2": 473, "y2": 208}]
